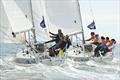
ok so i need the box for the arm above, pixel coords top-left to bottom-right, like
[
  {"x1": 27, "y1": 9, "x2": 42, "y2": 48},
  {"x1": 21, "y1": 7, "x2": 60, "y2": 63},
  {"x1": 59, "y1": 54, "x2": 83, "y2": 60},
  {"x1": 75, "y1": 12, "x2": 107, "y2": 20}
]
[
  {"x1": 91, "y1": 38, "x2": 98, "y2": 44},
  {"x1": 86, "y1": 37, "x2": 93, "y2": 41},
  {"x1": 49, "y1": 32, "x2": 57, "y2": 35},
  {"x1": 50, "y1": 36, "x2": 56, "y2": 38}
]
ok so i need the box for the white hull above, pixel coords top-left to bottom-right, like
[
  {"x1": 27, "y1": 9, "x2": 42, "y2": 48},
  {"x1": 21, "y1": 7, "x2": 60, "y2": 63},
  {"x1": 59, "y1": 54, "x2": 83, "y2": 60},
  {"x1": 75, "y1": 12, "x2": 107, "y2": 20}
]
[
  {"x1": 90, "y1": 52, "x2": 113, "y2": 62},
  {"x1": 68, "y1": 49, "x2": 91, "y2": 61},
  {"x1": 14, "y1": 50, "x2": 37, "y2": 64},
  {"x1": 68, "y1": 52, "x2": 113, "y2": 62},
  {"x1": 14, "y1": 49, "x2": 66, "y2": 65},
  {"x1": 14, "y1": 44, "x2": 113, "y2": 64},
  {"x1": 67, "y1": 44, "x2": 113, "y2": 62},
  {"x1": 67, "y1": 45, "x2": 94, "y2": 61}
]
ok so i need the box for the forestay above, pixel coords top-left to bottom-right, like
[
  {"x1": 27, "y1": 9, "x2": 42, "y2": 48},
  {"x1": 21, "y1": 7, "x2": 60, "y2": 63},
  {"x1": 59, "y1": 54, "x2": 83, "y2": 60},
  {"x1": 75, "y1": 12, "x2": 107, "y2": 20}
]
[
  {"x1": 44, "y1": 0, "x2": 82, "y2": 35},
  {"x1": 1, "y1": 0, "x2": 32, "y2": 33}
]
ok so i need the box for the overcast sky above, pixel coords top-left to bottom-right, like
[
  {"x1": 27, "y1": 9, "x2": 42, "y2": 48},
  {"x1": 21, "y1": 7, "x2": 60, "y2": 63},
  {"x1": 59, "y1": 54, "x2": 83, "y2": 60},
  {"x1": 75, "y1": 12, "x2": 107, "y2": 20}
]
[{"x1": 79, "y1": 0, "x2": 120, "y2": 43}]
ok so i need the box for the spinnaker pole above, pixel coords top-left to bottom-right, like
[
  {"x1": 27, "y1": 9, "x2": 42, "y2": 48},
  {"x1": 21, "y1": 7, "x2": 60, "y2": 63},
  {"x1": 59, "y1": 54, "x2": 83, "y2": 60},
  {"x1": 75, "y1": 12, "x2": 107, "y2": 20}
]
[
  {"x1": 76, "y1": 0, "x2": 85, "y2": 44},
  {"x1": 30, "y1": 0, "x2": 37, "y2": 43}
]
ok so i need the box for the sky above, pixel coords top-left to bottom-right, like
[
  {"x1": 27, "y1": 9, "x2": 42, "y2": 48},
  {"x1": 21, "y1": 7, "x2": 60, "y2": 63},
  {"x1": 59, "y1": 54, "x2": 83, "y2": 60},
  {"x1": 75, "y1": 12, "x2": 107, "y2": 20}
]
[{"x1": 79, "y1": 0, "x2": 120, "y2": 43}]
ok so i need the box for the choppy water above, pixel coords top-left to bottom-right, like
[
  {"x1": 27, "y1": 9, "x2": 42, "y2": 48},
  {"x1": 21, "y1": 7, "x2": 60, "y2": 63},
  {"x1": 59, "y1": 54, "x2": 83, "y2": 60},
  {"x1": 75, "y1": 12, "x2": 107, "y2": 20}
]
[{"x1": 0, "y1": 43, "x2": 120, "y2": 80}]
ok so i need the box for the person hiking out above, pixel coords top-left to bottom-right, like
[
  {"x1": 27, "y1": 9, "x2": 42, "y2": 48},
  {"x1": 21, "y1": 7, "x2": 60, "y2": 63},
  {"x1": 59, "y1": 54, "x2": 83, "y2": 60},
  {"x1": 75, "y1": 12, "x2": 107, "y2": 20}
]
[
  {"x1": 100, "y1": 39, "x2": 116, "y2": 56},
  {"x1": 49, "y1": 35, "x2": 71, "y2": 57},
  {"x1": 86, "y1": 32, "x2": 95, "y2": 42},
  {"x1": 44, "y1": 29, "x2": 64, "y2": 44},
  {"x1": 45, "y1": 29, "x2": 64, "y2": 57},
  {"x1": 94, "y1": 36, "x2": 106, "y2": 57},
  {"x1": 58, "y1": 35, "x2": 71, "y2": 51},
  {"x1": 91, "y1": 34, "x2": 100, "y2": 45}
]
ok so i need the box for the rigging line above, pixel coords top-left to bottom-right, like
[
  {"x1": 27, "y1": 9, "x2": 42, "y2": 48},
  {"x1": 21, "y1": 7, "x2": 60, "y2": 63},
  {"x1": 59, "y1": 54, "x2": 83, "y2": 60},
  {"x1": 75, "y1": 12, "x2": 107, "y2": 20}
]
[{"x1": 89, "y1": 0, "x2": 95, "y2": 21}]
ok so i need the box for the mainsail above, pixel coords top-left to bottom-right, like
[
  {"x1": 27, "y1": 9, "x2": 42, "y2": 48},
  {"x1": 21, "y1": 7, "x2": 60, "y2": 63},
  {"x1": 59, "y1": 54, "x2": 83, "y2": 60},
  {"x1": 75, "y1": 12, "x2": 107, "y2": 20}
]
[
  {"x1": 44, "y1": 0, "x2": 83, "y2": 35},
  {"x1": 1, "y1": 0, "x2": 33, "y2": 34}
]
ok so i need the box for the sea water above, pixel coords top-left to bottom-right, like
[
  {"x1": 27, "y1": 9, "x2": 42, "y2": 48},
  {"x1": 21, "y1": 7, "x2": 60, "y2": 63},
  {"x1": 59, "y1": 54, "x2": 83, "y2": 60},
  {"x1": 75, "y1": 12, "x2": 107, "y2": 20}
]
[{"x1": 0, "y1": 43, "x2": 120, "y2": 80}]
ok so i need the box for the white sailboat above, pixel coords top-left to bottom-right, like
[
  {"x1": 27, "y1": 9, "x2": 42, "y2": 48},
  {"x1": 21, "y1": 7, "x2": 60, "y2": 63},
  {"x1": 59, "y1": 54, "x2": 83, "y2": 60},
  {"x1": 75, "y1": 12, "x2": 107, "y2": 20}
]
[
  {"x1": 1, "y1": 0, "x2": 68, "y2": 64},
  {"x1": 0, "y1": 0, "x2": 113, "y2": 64}
]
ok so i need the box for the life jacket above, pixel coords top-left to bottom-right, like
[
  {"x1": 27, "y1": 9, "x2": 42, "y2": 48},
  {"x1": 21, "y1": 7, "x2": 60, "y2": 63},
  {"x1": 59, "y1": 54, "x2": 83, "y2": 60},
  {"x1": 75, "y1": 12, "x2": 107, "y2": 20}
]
[
  {"x1": 102, "y1": 39, "x2": 111, "y2": 49},
  {"x1": 100, "y1": 40, "x2": 106, "y2": 47},
  {"x1": 93, "y1": 36, "x2": 99, "y2": 42},
  {"x1": 106, "y1": 41, "x2": 114, "y2": 50},
  {"x1": 102, "y1": 44, "x2": 108, "y2": 49}
]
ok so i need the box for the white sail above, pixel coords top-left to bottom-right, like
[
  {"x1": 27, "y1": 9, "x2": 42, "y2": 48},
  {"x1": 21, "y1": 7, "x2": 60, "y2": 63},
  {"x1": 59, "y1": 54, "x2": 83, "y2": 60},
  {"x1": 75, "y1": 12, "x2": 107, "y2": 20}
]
[
  {"x1": 0, "y1": 0, "x2": 16, "y2": 43},
  {"x1": 1, "y1": 0, "x2": 33, "y2": 33},
  {"x1": 44, "y1": 0, "x2": 83, "y2": 35},
  {"x1": 15, "y1": 0, "x2": 51, "y2": 42},
  {"x1": 40, "y1": 0, "x2": 63, "y2": 34},
  {"x1": 31, "y1": 0, "x2": 50, "y2": 41}
]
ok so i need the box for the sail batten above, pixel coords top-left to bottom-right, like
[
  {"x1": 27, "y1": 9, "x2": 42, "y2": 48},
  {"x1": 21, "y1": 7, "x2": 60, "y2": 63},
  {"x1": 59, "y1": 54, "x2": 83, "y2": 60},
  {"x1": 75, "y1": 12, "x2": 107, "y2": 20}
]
[{"x1": 1, "y1": 0, "x2": 32, "y2": 33}]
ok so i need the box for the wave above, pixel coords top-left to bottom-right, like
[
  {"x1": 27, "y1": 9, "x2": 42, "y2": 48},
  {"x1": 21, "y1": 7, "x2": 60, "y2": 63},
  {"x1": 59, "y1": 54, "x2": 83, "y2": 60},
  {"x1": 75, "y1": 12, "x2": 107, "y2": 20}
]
[{"x1": 0, "y1": 43, "x2": 120, "y2": 80}]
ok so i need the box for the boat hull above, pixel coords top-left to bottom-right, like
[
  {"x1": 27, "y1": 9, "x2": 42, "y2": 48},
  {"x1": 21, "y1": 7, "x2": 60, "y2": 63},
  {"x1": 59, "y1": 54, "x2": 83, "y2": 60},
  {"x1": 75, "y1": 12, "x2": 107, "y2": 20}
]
[
  {"x1": 14, "y1": 50, "x2": 66, "y2": 65},
  {"x1": 67, "y1": 44, "x2": 113, "y2": 62}
]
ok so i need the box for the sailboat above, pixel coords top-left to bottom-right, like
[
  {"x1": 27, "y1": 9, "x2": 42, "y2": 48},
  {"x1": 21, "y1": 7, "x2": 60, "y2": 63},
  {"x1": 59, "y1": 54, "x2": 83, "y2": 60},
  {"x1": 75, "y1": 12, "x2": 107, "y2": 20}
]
[
  {"x1": 1, "y1": 0, "x2": 75, "y2": 64},
  {"x1": 1, "y1": 0, "x2": 113, "y2": 64}
]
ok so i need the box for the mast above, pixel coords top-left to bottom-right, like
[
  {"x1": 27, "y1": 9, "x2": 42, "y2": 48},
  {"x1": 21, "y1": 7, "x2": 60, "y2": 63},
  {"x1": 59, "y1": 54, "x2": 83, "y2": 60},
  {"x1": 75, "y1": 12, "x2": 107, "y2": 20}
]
[
  {"x1": 30, "y1": 0, "x2": 37, "y2": 43},
  {"x1": 76, "y1": 0, "x2": 85, "y2": 44}
]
